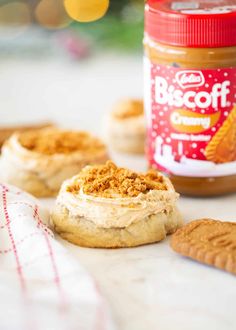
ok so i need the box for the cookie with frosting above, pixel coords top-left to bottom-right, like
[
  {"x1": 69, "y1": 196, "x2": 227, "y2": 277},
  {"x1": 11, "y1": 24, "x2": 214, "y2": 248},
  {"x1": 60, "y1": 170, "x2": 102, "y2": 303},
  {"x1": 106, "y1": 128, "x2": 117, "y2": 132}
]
[
  {"x1": 107, "y1": 99, "x2": 146, "y2": 154},
  {"x1": 0, "y1": 128, "x2": 108, "y2": 197},
  {"x1": 51, "y1": 161, "x2": 183, "y2": 248}
]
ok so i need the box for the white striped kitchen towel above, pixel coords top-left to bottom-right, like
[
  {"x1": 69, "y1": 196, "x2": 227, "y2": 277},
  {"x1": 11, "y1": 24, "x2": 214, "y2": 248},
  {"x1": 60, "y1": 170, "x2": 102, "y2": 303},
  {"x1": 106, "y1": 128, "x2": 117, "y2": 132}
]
[{"x1": 0, "y1": 183, "x2": 115, "y2": 330}]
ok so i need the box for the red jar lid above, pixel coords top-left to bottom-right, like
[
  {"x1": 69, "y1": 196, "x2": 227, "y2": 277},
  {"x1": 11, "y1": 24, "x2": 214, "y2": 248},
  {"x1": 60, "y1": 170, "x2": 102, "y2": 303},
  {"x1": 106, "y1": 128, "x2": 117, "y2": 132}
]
[{"x1": 145, "y1": 0, "x2": 236, "y2": 48}]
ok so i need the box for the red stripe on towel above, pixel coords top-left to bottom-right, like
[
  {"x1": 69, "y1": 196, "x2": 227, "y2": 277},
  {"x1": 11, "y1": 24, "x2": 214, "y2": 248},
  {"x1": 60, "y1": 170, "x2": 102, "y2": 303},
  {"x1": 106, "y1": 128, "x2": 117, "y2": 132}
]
[
  {"x1": 1, "y1": 184, "x2": 26, "y2": 292},
  {"x1": 34, "y1": 205, "x2": 67, "y2": 310}
]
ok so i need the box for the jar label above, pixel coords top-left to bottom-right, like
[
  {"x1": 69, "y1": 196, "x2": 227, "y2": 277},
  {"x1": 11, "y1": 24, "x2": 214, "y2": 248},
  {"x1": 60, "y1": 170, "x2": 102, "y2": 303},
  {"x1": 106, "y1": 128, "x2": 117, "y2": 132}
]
[{"x1": 145, "y1": 60, "x2": 236, "y2": 177}]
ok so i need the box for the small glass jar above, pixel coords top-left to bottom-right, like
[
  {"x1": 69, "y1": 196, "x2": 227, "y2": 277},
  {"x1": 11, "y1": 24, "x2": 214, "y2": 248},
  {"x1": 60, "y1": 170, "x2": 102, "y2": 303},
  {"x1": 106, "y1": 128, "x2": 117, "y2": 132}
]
[{"x1": 144, "y1": 0, "x2": 236, "y2": 196}]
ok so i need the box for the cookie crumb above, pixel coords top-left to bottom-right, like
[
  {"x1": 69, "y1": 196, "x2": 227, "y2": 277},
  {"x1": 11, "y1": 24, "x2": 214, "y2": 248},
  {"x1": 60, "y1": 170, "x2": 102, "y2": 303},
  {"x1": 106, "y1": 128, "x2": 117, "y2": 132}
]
[
  {"x1": 69, "y1": 160, "x2": 167, "y2": 197},
  {"x1": 19, "y1": 129, "x2": 105, "y2": 155}
]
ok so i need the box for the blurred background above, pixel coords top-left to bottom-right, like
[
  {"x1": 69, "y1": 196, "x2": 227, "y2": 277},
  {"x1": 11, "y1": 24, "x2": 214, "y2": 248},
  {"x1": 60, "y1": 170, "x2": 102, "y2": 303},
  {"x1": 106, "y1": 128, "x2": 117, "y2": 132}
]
[{"x1": 0, "y1": 0, "x2": 143, "y2": 133}]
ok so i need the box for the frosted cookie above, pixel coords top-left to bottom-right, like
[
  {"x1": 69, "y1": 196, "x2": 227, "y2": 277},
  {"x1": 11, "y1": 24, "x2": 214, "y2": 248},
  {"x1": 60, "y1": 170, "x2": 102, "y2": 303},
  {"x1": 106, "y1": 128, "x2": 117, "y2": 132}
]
[
  {"x1": 171, "y1": 218, "x2": 236, "y2": 275},
  {"x1": 0, "y1": 128, "x2": 108, "y2": 197},
  {"x1": 107, "y1": 99, "x2": 146, "y2": 154},
  {"x1": 51, "y1": 161, "x2": 183, "y2": 248}
]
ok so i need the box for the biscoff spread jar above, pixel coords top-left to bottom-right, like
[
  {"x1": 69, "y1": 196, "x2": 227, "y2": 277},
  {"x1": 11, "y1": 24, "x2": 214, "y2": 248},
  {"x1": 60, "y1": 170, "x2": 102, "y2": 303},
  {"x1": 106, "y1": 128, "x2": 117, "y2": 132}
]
[{"x1": 144, "y1": 0, "x2": 236, "y2": 196}]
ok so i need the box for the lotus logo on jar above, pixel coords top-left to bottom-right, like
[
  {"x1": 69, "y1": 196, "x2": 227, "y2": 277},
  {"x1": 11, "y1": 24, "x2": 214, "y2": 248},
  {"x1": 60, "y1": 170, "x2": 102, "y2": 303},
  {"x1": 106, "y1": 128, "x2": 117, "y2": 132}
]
[{"x1": 175, "y1": 70, "x2": 205, "y2": 89}]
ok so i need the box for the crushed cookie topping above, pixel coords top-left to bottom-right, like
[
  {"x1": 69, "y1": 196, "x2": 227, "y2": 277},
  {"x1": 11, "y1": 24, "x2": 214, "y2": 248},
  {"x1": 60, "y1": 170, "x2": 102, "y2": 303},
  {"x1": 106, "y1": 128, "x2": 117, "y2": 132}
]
[
  {"x1": 19, "y1": 129, "x2": 105, "y2": 155},
  {"x1": 68, "y1": 160, "x2": 167, "y2": 197},
  {"x1": 112, "y1": 99, "x2": 144, "y2": 120}
]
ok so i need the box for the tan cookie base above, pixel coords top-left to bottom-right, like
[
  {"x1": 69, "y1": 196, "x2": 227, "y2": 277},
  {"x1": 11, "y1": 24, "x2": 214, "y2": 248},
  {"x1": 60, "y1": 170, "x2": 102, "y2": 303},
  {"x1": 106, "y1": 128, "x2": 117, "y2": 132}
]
[
  {"x1": 51, "y1": 203, "x2": 183, "y2": 248},
  {"x1": 0, "y1": 154, "x2": 108, "y2": 198},
  {"x1": 0, "y1": 170, "x2": 58, "y2": 198}
]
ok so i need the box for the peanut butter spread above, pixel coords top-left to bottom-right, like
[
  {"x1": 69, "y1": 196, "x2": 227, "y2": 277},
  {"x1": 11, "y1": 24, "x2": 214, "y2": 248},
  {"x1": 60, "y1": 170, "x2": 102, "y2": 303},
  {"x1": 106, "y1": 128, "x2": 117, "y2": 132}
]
[
  {"x1": 113, "y1": 99, "x2": 143, "y2": 120},
  {"x1": 68, "y1": 160, "x2": 167, "y2": 198},
  {"x1": 19, "y1": 129, "x2": 105, "y2": 155}
]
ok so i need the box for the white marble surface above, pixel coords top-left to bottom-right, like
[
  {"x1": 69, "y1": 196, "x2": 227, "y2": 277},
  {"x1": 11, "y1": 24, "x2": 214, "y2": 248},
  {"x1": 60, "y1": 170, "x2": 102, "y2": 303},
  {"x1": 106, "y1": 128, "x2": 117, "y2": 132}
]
[
  {"x1": 59, "y1": 171, "x2": 236, "y2": 330},
  {"x1": 1, "y1": 56, "x2": 236, "y2": 330},
  {"x1": 45, "y1": 152, "x2": 236, "y2": 330}
]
